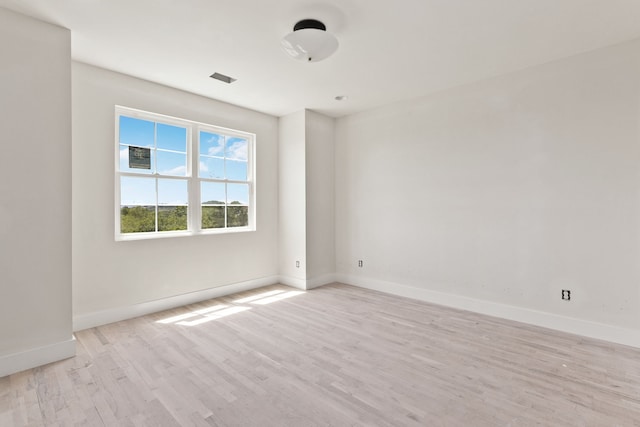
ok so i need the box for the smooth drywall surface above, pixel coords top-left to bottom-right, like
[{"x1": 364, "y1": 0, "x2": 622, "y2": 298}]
[
  {"x1": 72, "y1": 63, "x2": 278, "y2": 317},
  {"x1": 305, "y1": 111, "x2": 335, "y2": 281},
  {"x1": 278, "y1": 111, "x2": 307, "y2": 281},
  {"x1": 336, "y1": 38, "x2": 640, "y2": 331},
  {"x1": 0, "y1": 9, "x2": 72, "y2": 356}
]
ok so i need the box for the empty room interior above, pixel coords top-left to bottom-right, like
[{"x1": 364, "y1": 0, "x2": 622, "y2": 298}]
[{"x1": 2, "y1": 0, "x2": 640, "y2": 425}]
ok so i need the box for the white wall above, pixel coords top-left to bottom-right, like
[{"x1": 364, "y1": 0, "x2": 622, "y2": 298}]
[
  {"x1": 278, "y1": 111, "x2": 307, "y2": 284},
  {"x1": 305, "y1": 111, "x2": 335, "y2": 284},
  {"x1": 278, "y1": 110, "x2": 335, "y2": 289},
  {"x1": 336, "y1": 38, "x2": 640, "y2": 344},
  {"x1": 72, "y1": 63, "x2": 279, "y2": 323},
  {"x1": 0, "y1": 8, "x2": 74, "y2": 376}
]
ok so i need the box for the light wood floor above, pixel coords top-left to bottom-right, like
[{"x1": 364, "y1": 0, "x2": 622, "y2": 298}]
[{"x1": 2, "y1": 283, "x2": 640, "y2": 426}]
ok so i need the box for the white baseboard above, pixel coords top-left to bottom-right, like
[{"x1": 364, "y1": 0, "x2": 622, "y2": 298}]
[
  {"x1": 336, "y1": 274, "x2": 640, "y2": 349},
  {"x1": 0, "y1": 336, "x2": 76, "y2": 378},
  {"x1": 278, "y1": 274, "x2": 335, "y2": 290},
  {"x1": 73, "y1": 275, "x2": 280, "y2": 331},
  {"x1": 306, "y1": 273, "x2": 336, "y2": 290},
  {"x1": 278, "y1": 275, "x2": 308, "y2": 290}
]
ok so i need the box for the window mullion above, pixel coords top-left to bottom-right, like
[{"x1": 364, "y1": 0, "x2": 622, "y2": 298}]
[
  {"x1": 224, "y1": 182, "x2": 228, "y2": 229},
  {"x1": 154, "y1": 122, "x2": 159, "y2": 232},
  {"x1": 223, "y1": 135, "x2": 227, "y2": 229},
  {"x1": 190, "y1": 125, "x2": 200, "y2": 231},
  {"x1": 155, "y1": 177, "x2": 159, "y2": 232}
]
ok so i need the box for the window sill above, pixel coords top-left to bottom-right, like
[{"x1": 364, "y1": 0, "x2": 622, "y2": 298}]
[{"x1": 115, "y1": 226, "x2": 255, "y2": 242}]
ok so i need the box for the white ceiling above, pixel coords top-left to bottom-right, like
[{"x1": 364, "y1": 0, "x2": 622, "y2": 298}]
[{"x1": 3, "y1": 0, "x2": 640, "y2": 118}]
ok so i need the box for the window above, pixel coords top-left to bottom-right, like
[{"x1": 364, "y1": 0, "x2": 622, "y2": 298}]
[{"x1": 115, "y1": 106, "x2": 255, "y2": 240}]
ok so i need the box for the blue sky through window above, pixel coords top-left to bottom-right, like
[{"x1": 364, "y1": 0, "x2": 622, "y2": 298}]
[
  {"x1": 120, "y1": 116, "x2": 154, "y2": 147},
  {"x1": 121, "y1": 176, "x2": 155, "y2": 205},
  {"x1": 157, "y1": 123, "x2": 187, "y2": 151},
  {"x1": 119, "y1": 115, "x2": 249, "y2": 207},
  {"x1": 120, "y1": 116, "x2": 188, "y2": 205},
  {"x1": 199, "y1": 131, "x2": 248, "y2": 180}
]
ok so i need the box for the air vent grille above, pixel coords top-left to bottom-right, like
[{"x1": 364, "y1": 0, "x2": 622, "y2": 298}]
[{"x1": 210, "y1": 72, "x2": 236, "y2": 84}]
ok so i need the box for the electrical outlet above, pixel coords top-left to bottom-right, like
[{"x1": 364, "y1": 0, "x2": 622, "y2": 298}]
[
  {"x1": 358, "y1": 260, "x2": 363, "y2": 268},
  {"x1": 295, "y1": 260, "x2": 300, "y2": 268},
  {"x1": 561, "y1": 289, "x2": 571, "y2": 301}
]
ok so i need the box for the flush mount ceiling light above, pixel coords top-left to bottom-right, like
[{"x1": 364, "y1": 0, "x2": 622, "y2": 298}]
[{"x1": 281, "y1": 19, "x2": 338, "y2": 63}]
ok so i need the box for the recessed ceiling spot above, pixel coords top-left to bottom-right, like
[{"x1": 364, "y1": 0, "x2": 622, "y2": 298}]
[
  {"x1": 210, "y1": 72, "x2": 236, "y2": 84},
  {"x1": 281, "y1": 19, "x2": 339, "y2": 63},
  {"x1": 335, "y1": 95, "x2": 348, "y2": 101}
]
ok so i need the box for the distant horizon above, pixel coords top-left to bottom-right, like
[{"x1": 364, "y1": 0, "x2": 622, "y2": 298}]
[{"x1": 120, "y1": 199, "x2": 247, "y2": 208}]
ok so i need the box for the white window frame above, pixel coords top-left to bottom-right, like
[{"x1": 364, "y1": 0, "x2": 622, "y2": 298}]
[{"x1": 115, "y1": 106, "x2": 256, "y2": 241}]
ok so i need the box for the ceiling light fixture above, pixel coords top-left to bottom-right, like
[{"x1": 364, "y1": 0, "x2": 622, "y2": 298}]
[{"x1": 281, "y1": 19, "x2": 338, "y2": 63}]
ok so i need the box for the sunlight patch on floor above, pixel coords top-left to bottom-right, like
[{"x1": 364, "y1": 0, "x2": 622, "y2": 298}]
[
  {"x1": 233, "y1": 289, "x2": 285, "y2": 304},
  {"x1": 176, "y1": 306, "x2": 252, "y2": 326},
  {"x1": 156, "y1": 287, "x2": 306, "y2": 327},
  {"x1": 250, "y1": 291, "x2": 305, "y2": 305},
  {"x1": 157, "y1": 304, "x2": 229, "y2": 324}
]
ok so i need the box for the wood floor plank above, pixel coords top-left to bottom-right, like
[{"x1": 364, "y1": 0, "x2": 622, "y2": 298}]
[{"x1": 2, "y1": 283, "x2": 640, "y2": 426}]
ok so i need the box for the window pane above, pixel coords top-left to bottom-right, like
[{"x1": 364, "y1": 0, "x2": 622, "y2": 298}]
[
  {"x1": 226, "y1": 159, "x2": 247, "y2": 181},
  {"x1": 158, "y1": 179, "x2": 187, "y2": 205},
  {"x1": 226, "y1": 137, "x2": 248, "y2": 161},
  {"x1": 119, "y1": 144, "x2": 154, "y2": 174},
  {"x1": 120, "y1": 116, "x2": 154, "y2": 148},
  {"x1": 121, "y1": 206, "x2": 156, "y2": 233},
  {"x1": 202, "y1": 206, "x2": 225, "y2": 229},
  {"x1": 158, "y1": 179, "x2": 188, "y2": 231},
  {"x1": 158, "y1": 206, "x2": 187, "y2": 231},
  {"x1": 227, "y1": 206, "x2": 248, "y2": 227},
  {"x1": 201, "y1": 182, "x2": 225, "y2": 205},
  {"x1": 199, "y1": 156, "x2": 225, "y2": 179},
  {"x1": 227, "y1": 183, "x2": 249, "y2": 205},
  {"x1": 157, "y1": 150, "x2": 187, "y2": 176},
  {"x1": 120, "y1": 176, "x2": 156, "y2": 233},
  {"x1": 200, "y1": 131, "x2": 224, "y2": 157},
  {"x1": 121, "y1": 176, "x2": 155, "y2": 206},
  {"x1": 157, "y1": 123, "x2": 187, "y2": 152}
]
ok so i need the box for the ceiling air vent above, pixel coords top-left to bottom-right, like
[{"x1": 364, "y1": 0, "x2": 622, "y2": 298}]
[{"x1": 210, "y1": 72, "x2": 236, "y2": 84}]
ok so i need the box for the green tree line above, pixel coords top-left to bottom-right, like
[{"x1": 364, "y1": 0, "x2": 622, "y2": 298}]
[{"x1": 121, "y1": 204, "x2": 247, "y2": 233}]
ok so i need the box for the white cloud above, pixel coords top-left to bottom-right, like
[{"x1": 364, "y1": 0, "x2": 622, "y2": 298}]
[
  {"x1": 203, "y1": 136, "x2": 247, "y2": 161},
  {"x1": 226, "y1": 140, "x2": 248, "y2": 161},
  {"x1": 206, "y1": 135, "x2": 224, "y2": 156},
  {"x1": 159, "y1": 165, "x2": 186, "y2": 176},
  {"x1": 207, "y1": 146, "x2": 224, "y2": 156}
]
